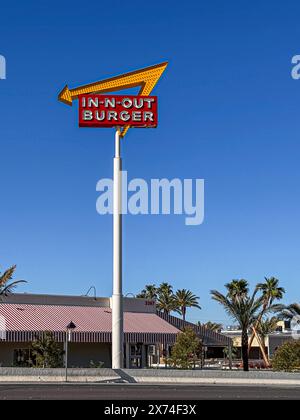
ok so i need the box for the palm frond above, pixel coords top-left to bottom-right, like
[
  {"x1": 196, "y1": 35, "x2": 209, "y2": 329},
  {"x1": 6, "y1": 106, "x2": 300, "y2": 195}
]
[
  {"x1": 276, "y1": 303, "x2": 300, "y2": 320},
  {"x1": 0, "y1": 265, "x2": 17, "y2": 288},
  {"x1": 1, "y1": 280, "x2": 27, "y2": 296}
]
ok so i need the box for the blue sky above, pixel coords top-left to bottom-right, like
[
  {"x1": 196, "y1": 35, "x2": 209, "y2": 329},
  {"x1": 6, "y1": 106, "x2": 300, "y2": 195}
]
[{"x1": 0, "y1": 0, "x2": 299, "y2": 324}]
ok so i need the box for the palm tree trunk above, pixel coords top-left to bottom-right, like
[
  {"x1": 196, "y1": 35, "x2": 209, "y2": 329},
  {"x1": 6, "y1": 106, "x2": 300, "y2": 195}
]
[
  {"x1": 183, "y1": 307, "x2": 186, "y2": 322},
  {"x1": 252, "y1": 326, "x2": 270, "y2": 368},
  {"x1": 248, "y1": 302, "x2": 268, "y2": 353},
  {"x1": 241, "y1": 329, "x2": 249, "y2": 372}
]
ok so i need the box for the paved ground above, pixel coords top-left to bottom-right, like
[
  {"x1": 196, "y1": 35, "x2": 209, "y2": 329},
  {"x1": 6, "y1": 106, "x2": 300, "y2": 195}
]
[{"x1": 0, "y1": 384, "x2": 299, "y2": 400}]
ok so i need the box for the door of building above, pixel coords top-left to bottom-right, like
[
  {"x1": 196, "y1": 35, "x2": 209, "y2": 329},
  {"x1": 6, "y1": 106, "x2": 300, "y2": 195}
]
[{"x1": 130, "y1": 344, "x2": 143, "y2": 368}]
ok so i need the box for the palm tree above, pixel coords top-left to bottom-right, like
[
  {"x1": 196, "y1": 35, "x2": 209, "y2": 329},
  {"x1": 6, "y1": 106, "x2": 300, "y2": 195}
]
[
  {"x1": 136, "y1": 284, "x2": 157, "y2": 300},
  {"x1": 256, "y1": 317, "x2": 279, "y2": 345},
  {"x1": 248, "y1": 277, "x2": 285, "y2": 353},
  {"x1": 156, "y1": 292, "x2": 176, "y2": 315},
  {"x1": 174, "y1": 289, "x2": 201, "y2": 321},
  {"x1": 0, "y1": 265, "x2": 26, "y2": 297},
  {"x1": 156, "y1": 283, "x2": 176, "y2": 315},
  {"x1": 198, "y1": 321, "x2": 223, "y2": 332},
  {"x1": 211, "y1": 281, "x2": 264, "y2": 371}
]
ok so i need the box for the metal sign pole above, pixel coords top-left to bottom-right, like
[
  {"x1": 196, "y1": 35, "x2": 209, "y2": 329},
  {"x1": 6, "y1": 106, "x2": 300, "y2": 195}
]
[{"x1": 112, "y1": 127, "x2": 123, "y2": 369}]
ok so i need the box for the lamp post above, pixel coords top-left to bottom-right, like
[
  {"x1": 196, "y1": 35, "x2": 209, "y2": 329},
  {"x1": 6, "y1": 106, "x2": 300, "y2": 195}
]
[{"x1": 65, "y1": 321, "x2": 76, "y2": 382}]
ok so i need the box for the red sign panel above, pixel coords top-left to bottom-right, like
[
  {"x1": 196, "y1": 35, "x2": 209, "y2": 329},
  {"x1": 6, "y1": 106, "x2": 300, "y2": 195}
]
[{"x1": 79, "y1": 94, "x2": 158, "y2": 128}]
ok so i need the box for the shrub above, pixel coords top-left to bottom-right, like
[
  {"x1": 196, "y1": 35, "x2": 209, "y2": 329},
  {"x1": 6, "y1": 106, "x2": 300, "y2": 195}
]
[
  {"x1": 31, "y1": 332, "x2": 64, "y2": 368},
  {"x1": 168, "y1": 327, "x2": 202, "y2": 369},
  {"x1": 272, "y1": 341, "x2": 300, "y2": 372}
]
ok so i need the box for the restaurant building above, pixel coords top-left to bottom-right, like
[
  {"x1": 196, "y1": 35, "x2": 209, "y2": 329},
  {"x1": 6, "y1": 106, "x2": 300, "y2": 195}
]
[{"x1": 0, "y1": 293, "x2": 232, "y2": 368}]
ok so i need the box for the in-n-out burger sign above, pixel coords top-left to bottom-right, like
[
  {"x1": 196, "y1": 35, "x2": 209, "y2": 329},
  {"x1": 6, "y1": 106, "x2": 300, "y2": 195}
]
[
  {"x1": 58, "y1": 62, "x2": 167, "y2": 371},
  {"x1": 79, "y1": 94, "x2": 157, "y2": 128}
]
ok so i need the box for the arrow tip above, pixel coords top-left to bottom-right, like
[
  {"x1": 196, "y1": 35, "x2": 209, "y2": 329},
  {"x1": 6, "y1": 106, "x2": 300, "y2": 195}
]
[{"x1": 58, "y1": 85, "x2": 72, "y2": 106}]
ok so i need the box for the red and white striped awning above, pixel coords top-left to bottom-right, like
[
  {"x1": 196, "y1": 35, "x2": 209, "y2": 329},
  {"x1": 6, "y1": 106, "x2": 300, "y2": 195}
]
[{"x1": 0, "y1": 304, "x2": 179, "y2": 344}]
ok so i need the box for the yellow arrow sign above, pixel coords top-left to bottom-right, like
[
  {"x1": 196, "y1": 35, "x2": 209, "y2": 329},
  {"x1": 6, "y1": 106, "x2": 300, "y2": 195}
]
[{"x1": 58, "y1": 62, "x2": 168, "y2": 137}]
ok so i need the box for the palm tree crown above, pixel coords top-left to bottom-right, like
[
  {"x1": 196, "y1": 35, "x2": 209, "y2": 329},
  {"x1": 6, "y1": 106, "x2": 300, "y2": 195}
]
[
  {"x1": 156, "y1": 292, "x2": 176, "y2": 315},
  {"x1": 156, "y1": 282, "x2": 176, "y2": 315},
  {"x1": 174, "y1": 289, "x2": 201, "y2": 321},
  {"x1": 256, "y1": 277, "x2": 285, "y2": 310},
  {"x1": 158, "y1": 282, "x2": 173, "y2": 296},
  {"x1": 0, "y1": 265, "x2": 26, "y2": 297},
  {"x1": 211, "y1": 288, "x2": 263, "y2": 332},
  {"x1": 136, "y1": 284, "x2": 157, "y2": 300},
  {"x1": 225, "y1": 279, "x2": 249, "y2": 300}
]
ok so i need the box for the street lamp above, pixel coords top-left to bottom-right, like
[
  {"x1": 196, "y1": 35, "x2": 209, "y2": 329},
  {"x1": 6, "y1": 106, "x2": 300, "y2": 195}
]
[{"x1": 65, "y1": 321, "x2": 76, "y2": 382}]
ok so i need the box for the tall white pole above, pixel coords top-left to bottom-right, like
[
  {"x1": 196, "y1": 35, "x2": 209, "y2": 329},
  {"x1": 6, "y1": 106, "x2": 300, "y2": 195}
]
[{"x1": 112, "y1": 127, "x2": 123, "y2": 369}]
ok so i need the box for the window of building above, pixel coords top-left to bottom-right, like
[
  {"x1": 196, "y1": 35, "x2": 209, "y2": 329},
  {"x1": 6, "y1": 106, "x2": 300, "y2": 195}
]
[{"x1": 284, "y1": 321, "x2": 291, "y2": 330}]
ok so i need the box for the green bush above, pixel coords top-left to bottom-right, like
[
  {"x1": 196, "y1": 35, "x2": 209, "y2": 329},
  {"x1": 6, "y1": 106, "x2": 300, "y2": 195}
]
[
  {"x1": 168, "y1": 327, "x2": 202, "y2": 369},
  {"x1": 272, "y1": 341, "x2": 300, "y2": 372},
  {"x1": 31, "y1": 332, "x2": 64, "y2": 368}
]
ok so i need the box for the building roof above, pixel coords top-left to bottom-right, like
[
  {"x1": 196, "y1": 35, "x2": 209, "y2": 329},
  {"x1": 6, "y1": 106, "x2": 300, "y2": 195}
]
[
  {"x1": 0, "y1": 303, "x2": 179, "y2": 344},
  {"x1": 0, "y1": 294, "x2": 232, "y2": 347}
]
